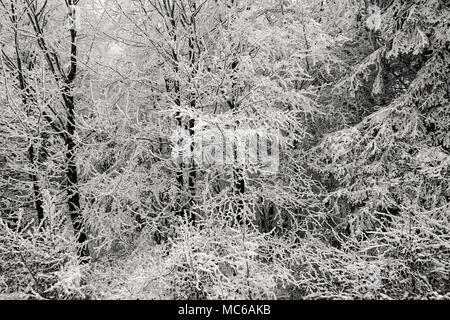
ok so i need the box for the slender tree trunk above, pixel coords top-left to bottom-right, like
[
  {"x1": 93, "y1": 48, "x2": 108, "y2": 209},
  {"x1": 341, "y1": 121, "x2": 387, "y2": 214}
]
[
  {"x1": 27, "y1": 146, "x2": 45, "y2": 226},
  {"x1": 63, "y1": 17, "x2": 90, "y2": 260},
  {"x1": 227, "y1": 59, "x2": 246, "y2": 223},
  {"x1": 187, "y1": 8, "x2": 198, "y2": 225},
  {"x1": 64, "y1": 88, "x2": 89, "y2": 259},
  {"x1": 163, "y1": 1, "x2": 198, "y2": 223},
  {"x1": 10, "y1": 3, "x2": 45, "y2": 227}
]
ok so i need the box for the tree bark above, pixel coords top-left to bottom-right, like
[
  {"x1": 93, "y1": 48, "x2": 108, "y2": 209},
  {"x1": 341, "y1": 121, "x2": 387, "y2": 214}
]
[
  {"x1": 10, "y1": 2, "x2": 45, "y2": 228},
  {"x1": 63, "y1": 10, "x2": 90, "y2": 260}
]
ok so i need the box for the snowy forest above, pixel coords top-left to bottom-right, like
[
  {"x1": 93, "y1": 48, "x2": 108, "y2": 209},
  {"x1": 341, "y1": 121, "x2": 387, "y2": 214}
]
[{"x1": 0, "y1": 0, "x2": 449, "y2": 300}]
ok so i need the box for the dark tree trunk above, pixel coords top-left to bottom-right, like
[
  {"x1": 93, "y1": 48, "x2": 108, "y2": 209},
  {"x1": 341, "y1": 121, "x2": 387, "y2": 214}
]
[
  {"x1": 64, "y1": 88, "x2": 90, "y2": 260},
  {"x1": 11, "y1": 4, "x2": 45, "y2": 228},
  {"x1": 63, "y1": 14, "x2": 90, "y2": 261},
  {"x1": 227, "y1": 59, "x2": 246, "y2": 223},
  {"x1": 27, "y1": 146, "x2": 45, "y2": 226}
]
